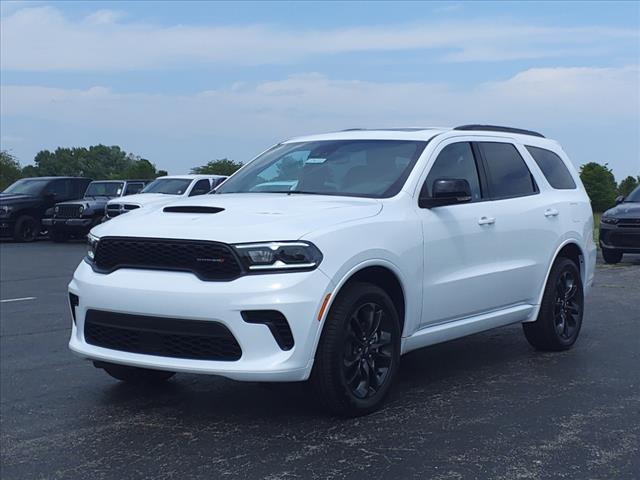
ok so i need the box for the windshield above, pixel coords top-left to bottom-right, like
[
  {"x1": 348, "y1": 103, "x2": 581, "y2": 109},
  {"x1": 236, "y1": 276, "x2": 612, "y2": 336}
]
[
  {"x1": 3, "y1": 178, "x2": 49, "y2": 196},
  {"x1": 625, "y1": 186, "x2": 640, "y2": 202},
  {"x1": 216, "y1": 140, "x2": 428, "y2": 198},
  {"x1": 141, "y1": 178, "x2": 192, "y2": 195},
  {"x1": 84, "y1": 182, "x2": 124, "y2": 197}
]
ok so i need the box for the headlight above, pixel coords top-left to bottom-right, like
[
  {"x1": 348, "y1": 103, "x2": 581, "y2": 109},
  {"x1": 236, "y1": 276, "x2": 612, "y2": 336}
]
[
  {"x1": 54, "y1": 205, "x2": 60, "y2": 214},
  {"x1": 86, "y1": 233, "x2": 99, "y2": 262},
  {"x1": 601, "y1": 216, "x2": 619, "y2": 225},
  {"x1": 233, "y1": 241, "x2": 322, "y2": 272},
  {"x1": 79, "y1": 205, "x2": 85, "y2": 215}
]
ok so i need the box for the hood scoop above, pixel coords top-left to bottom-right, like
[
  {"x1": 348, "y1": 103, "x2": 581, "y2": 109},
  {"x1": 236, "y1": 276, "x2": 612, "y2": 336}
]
[{"x1": 163, "y1": 206, "x2": 225, "y2": 214}]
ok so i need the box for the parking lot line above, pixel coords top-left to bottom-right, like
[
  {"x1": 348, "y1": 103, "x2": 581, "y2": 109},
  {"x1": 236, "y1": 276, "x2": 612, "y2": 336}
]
[{"x1": 0, "y1": 297, "x2": 37, "y2": 303}]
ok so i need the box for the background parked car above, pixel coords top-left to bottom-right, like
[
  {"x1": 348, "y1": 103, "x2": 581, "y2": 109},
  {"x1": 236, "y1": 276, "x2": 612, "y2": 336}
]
[
  {"x1": 0, "y1": 177, "x2": 92, "y2": 242},
  {"x1": 42, "y1": 179, "x2": 149, "y2": 242},
  {"x1": 599, "y1": 185, "x2": 640, "y2": 263},
  {"x1": 104, "y1": 174, "x2": 227, "y2": 219}
]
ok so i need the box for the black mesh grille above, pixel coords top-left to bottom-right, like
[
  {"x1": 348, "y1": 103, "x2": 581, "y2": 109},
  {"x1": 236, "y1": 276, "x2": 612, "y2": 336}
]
[
  {"x1": 242, "y1": 310, "x2": 294, "y2": 350},
  {"x1": 56, "y1": 204, "x2": 82, "y2": 218},
  {"x1": 84, "y1": 310, "x2": 242, "y2": 361},
  {"x1": 93, "y1": 237, "x2": 243, "y2": 280},
  {"x1": 609, "y1": 233, "x2": 640, "y2": 248}
]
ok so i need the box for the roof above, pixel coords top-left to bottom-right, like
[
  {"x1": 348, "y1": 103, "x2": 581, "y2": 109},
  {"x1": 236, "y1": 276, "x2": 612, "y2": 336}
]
[
  {"x1": 285, "y1": 125, "x2": 553, "y2": 144},
  {"x1": 18, "y1": 176, "x2": 91, "y2": 181},
  {"x1": 157, "y1": 174, "x2": 227, "y2": 180}
]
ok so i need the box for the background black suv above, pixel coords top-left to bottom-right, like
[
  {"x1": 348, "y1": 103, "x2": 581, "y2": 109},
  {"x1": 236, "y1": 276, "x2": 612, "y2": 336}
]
[
  {"x1": 0, "y1": 177, "x2": 92, "y2": 242},
  {"x1": 599, "y1": 185, "x2": 640, "y2": 263},
  {"x1": 42, "y1": 180, "x2": 148, "y2": 242}
]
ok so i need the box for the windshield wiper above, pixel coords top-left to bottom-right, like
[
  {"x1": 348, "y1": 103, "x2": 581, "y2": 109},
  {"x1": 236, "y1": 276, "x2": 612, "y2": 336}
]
[{"x1": 264, "y1": 190, "x2": 324, "y2": 195}]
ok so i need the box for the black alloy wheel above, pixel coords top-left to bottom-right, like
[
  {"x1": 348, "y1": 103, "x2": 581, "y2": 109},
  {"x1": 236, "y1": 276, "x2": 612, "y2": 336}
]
[
  {"x1": 14, "y1": 216, "x2": 39, "y2": 242},
  {"x1": 523, "y1": 257, "x2": 584, "y2": 351},
  {"x1": 343, "y1": 302, "x2": 394, "y2": 399},
  {"x1": 311, "y1": 282, "x2": 401, "y2": 416}
]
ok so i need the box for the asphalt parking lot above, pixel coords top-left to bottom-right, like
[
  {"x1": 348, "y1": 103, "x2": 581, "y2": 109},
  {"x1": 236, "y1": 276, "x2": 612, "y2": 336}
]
[{"x1": 1, "y1": 241, "x2": 639, "y2": 480}]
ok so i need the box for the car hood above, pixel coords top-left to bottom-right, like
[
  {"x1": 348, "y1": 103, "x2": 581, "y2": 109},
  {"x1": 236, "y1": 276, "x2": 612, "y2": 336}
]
[
  {"x1": 93, "y1": 193, "x2": 383, "y2": 243},
  {"x1": 106, "y1": 193, "x2": 183, "y2": 206},
  {"x1": 0, "y1": 194, "x2": 38, "y2": 206},
  {"x1": 603, "y1": 202, "x2": 640, "y2": 219}
]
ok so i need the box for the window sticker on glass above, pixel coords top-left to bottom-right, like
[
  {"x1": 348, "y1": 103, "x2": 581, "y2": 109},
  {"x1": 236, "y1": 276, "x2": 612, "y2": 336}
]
[{"x1": 306, "y1": 157, "x2": 327, "y2": 164}]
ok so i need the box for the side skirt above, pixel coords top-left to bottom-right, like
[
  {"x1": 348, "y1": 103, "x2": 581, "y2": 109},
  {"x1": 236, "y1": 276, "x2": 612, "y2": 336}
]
[{"x1": 401, "y1": 304, "x2": 534, "y2": 355}]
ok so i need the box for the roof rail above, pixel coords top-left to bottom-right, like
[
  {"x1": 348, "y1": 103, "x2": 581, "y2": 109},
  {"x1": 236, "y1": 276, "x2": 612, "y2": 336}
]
[{"x1": 453, "y1": 124, "x2": 545, "y2": 138}]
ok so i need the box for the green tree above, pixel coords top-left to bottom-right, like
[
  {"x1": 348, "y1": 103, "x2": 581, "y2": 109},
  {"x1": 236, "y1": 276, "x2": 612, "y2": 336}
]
[
  {"x1": 618, "y1": 175, "x2": 639, "y2": 198},
  {"x1": 23, "y1": 145, "x2": 165, "y2": 180},
  {"x1": 0, "y1": 150, "x2": 22, "y2": 191},
  {"x1": 191, "y1": 158, "x2": 243, "y2": 176},
  {"x1": 579, "y1": 162, "x2": 617, "y2": 212}
]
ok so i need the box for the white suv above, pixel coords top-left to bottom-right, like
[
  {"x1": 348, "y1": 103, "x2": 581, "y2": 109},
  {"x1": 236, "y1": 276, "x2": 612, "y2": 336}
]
[
  {"x1": 69, "y1": 125, "x2": 596, "y2": 416},
  {"x1": 104, "y1": 174, "x2": 227, "y2": 219}
]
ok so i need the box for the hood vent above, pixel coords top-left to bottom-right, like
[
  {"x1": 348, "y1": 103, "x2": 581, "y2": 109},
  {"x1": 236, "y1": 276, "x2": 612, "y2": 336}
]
[{"x1": 163, "y1": 206, "x2": 225, "y2": 214}]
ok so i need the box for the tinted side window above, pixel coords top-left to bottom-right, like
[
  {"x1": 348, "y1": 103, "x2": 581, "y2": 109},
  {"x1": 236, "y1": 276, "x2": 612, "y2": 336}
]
[
  {"x1": 525, "y1": 146, "x2": 576, "y2": 189},
  {"x1": 424, "y1": 142, "x2": 482, "y2": 201},
  {"x1": 125, "y1": 182, "x2": 144, "y2": 195},
  {"x1": 479, "y1": 142, "x2": 537, "y2": 199},
  {"x1": 189, "y1": 179, "x2": 211, "y2": 196},
  {"x1": 46, "y1": 179, "x2": 73, "y2": 199}
]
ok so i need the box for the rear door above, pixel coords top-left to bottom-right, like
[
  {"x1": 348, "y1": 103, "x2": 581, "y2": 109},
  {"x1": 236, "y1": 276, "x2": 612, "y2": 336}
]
[{"x1": 475, "y1": 141, "x2": 559, "y2": 307}]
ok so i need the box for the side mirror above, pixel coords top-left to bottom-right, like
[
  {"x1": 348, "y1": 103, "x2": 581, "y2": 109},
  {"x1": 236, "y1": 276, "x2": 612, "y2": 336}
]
[
  {"x1": 615, "y1": 195, "x2": 624, "y2": 204},
  {"x1": 419, "y1": 178, "x2": 472, "y2": 208}
]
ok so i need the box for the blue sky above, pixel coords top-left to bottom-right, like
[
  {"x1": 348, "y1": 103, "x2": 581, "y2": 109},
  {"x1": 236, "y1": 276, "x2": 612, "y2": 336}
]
[{"x1": 1, "y1": 1, "x2": 639, "y2": 179}]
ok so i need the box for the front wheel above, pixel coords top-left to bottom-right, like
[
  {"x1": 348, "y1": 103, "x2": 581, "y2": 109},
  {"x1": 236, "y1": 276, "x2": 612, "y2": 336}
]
[
  {"x1": 311, "y1": 282, "x2": 401, "y2": 416},
  {"x1": 602, "y1": 248, "x2": 623, "y2": 264},
  {"x1": 14, "y1": 215, "x2": 39, "y2": 242},
  {"x1": 95, "y1": 362, "x2": 175, "y2": 384},
  {"x1": 523, "y1": 257, "x2": 584, "y2": 351}
]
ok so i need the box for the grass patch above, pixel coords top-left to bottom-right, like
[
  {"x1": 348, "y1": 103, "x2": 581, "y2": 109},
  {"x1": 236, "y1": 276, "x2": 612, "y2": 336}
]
[{"x1": 593, "y1": 212, "x2": 601, "y2": 244}]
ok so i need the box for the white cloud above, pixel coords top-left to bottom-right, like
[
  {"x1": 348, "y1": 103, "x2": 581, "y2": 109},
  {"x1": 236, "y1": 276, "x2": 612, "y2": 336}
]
[
  {"x1": 1, "y1": 5, "x2": 638, "y2": 71},
  {"x1": 1, "y1": 66, "x2": 638, "y2": 177}
]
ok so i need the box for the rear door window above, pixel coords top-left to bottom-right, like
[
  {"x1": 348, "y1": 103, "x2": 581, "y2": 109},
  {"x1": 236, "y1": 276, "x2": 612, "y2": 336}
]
[
  {"x1": 478, "y1": 142, "x2": 538, "y2": 199},
  {"x1": 525, "y1": 146, "x2": 576, "y2": 190},
  {"x1": 125, "y1": 182, "x2": 145, "y2": 195}
]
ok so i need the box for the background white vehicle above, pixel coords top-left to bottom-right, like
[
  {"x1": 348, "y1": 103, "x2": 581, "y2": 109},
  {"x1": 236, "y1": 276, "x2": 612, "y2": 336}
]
[
  {"x1": 69, "y1": 125, "x2": 596, "y2": 416},
  {"x1": 104, "y1": 174, "x2": 227, "y2": 219}
]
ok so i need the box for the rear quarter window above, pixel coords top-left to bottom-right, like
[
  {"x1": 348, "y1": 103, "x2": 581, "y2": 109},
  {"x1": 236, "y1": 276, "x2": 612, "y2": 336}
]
[{"x1": 525, "y1": 146, "x2": 577, "y2": 190}]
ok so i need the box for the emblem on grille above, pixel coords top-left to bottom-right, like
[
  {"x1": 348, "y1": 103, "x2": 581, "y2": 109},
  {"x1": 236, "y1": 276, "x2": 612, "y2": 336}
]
[{"x1": 196, "y1": 258, "x2": 225, "y2": 263}]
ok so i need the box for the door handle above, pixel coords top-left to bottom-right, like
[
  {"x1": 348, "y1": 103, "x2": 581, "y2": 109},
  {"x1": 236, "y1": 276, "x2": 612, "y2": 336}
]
[
  {"x1": 478, "y1": 216, "x2": 495, "y2": 225},
  {"x1": 544, "y1": 208, "x2": 559, "y2": 217}
]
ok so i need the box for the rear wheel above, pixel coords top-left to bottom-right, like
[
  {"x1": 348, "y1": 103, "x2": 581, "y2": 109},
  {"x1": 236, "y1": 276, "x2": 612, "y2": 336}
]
[
  {"x1": 311, "y1": 283, "x2": 401, "y2": 416},
  {"x1": 523, "y1": 257, "x2": 584, "y2": 351},
  {"x1": 95, "y1": 362, "x2": 175, "y2": 384},
  {"x1": 14, "y1": 215, "x2": 39, "y2": 242},
  {"x1": 602, "y1": 248, "x2": 623, "y2": 264}
]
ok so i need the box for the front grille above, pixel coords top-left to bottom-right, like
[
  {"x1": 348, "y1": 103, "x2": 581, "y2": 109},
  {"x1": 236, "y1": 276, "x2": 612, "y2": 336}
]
[
  {"x1": 609, "y1": 232, "x2": 640, "y2": 248},
  {"x1": 618, "y1": 218, "x2": 640, "y2": 228},
  {"x1": 56, "y1": 204, "x2": 82, "y2": 218},
  {"x1": 84, "y1": 310, "x2": 242, "y2": 361},
  {"x1": 106, "y1": 204, "x2": 139, "y2": 218},
  {"x1": 93, "y1": 237, "x2": 243, "y2": 280}
]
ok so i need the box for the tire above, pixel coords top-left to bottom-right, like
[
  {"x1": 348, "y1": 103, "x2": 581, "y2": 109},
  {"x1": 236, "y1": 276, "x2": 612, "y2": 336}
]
[
  {"x1": 523, "y1": 257, "x2": 584, "y2": 351},
  {"x1": 51, "y1": 230, "x2": 69, "y2": 243},
  {"x1": 96, "y1": 362, "x2": 175, "y2": 384},
  {"x1": 602, "y1": 248, "x2": 623, "y2": 264},
  {"x1": 13, "y1": 215, "x2": 39, "y2": 242},
  {"x1": 311, "y1": 282, "x2": 401, "y2": 417}
]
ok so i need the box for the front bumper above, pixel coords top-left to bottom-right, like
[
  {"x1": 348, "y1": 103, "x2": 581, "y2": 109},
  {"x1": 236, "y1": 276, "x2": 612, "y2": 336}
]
[
  {"x1": 42, "y1": 217, "x2": 93, "y2": 232},
  {"x1": 68, "y1": 261, "x2": 334, "y2": 381},
  {"x1": 599, "y1": 223, "x2": 640, "y2": 253},
  {"x1": 0, "y1": 218, "x2": 15, "y2": 237}
]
